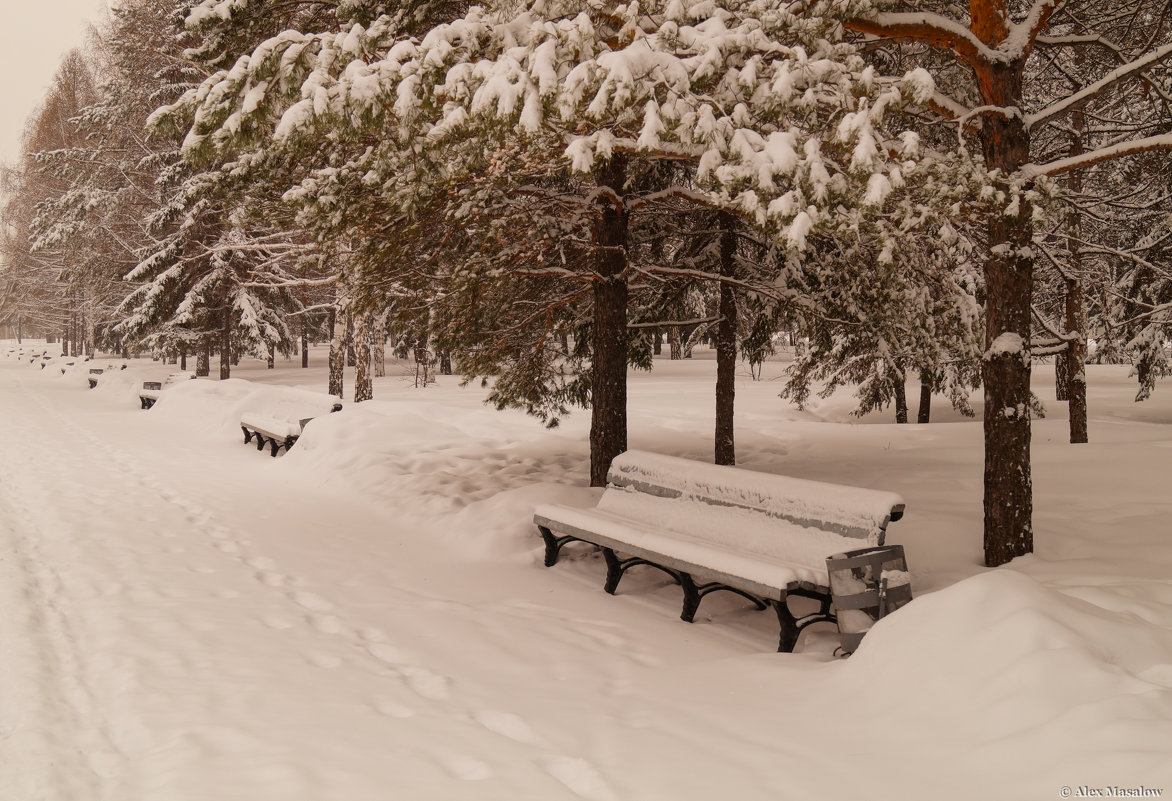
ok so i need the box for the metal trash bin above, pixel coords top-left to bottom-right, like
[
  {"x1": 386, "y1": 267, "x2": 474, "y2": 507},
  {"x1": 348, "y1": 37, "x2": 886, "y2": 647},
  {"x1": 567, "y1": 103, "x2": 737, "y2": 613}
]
[{"x1": 826, "y1": 545, "x2": 913, "y2": 655}]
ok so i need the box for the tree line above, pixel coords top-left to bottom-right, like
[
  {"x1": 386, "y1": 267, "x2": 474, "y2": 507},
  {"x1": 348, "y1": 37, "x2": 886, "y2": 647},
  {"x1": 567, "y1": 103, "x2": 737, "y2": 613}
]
[{"x1": 1, "y1": 0, "x2": 1170, "y2": 566}]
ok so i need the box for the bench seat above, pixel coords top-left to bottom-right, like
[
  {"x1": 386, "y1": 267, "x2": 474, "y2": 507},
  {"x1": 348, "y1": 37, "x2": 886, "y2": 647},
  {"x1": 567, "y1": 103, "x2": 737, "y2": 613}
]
[{"x1": 535, "y1": 450, "x2": 904, "y2": 652}]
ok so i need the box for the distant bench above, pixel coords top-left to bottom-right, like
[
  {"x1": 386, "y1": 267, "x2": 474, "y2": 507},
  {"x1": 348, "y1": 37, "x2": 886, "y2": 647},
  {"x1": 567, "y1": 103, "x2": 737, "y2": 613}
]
[
  {"x1": 88, "y1": 368, "x2": 104, "y2": 388},
  {"x1": 140, "y1": 373, "x2": 194, "y2": 409},
  {"x1": 241, "y1": 403, "x2": 342, "y2": 457},
  {"x1": 534, "y1": 450, "x2": 905, "y2": 652}
]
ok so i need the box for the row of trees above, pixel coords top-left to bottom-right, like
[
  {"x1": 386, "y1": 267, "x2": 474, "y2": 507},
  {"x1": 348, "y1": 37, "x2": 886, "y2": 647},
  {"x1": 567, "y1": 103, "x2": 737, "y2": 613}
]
[{"x1": 2, "y1": 0, "x2": 1170, "y2": 566}]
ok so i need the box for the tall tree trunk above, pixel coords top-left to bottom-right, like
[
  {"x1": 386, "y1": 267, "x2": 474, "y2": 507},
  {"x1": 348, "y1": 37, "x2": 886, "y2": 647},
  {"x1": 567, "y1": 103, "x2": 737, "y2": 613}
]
[
  {"x1": 652, "y1": 328, "x2": 662, "y2": 356},
  {"x1": 267, "y1": 344, "x2": 275, "y2": 369},
  {"x1": 61, "y1": 323, "x2": 69, "y2": 356},
  {"x1": 917, "y1": 369, "x2": 932, "y2": 424},
  {"x1": 438, "y1": 350, "x2": 452, "y2": 376},
  {"x1": 196, "y1": 341, "x2": 210, "y2": 377},
  {"x1": 345, "y1": 312, "x2": 356, "y2": 367},
  {"x1": 373, "y1": 312, "x2": 387, "y2": 378},
  {"x1": 301, "y1": 316, "x2": 309, "y2": 368},
  {"x1": 893, "y1": 369, "x2": 908, "y2": 424},
  {"x1": 979, "y1": 63, "x2": 1034, "y2": 566},
  {"x1": 668, "y1": 325, "x2": 682, "y2": 359},
  {"x1": 354, "y1": 313, "x2": 373, "y2": 402},
  {"x1": 1066, "y1": 110, "x2": 1088, "y2": 445},
  {"x1": 589, "y1": 157, "x2": 629, "y2": 487},
  {"x1": 328, "y1": 306, "x2": 345, "y2": 398},
  {"x1": 219, "y1": 309, "x2": 231, "y2": 380},
  {"x1": 715, "y1": 212, "x2": 738, "y2": 466},
  {"x1": 1055, "y1": 348, "x2": 1070, "y2": 400},
  {"x1": 180, "y1": 346, "x2": 187, "y2": 371}
]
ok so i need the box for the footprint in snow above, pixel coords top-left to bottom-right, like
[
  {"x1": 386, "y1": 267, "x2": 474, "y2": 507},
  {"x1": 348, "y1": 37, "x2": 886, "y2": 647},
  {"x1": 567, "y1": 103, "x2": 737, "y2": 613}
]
[
  {"x1": 260, "y1": 614, "x2": 294, "y2": 630},
  {"x1": 291, "y1": 591, "x2": 333, "y2": 612},
  {"x1": 246, "y1": 556, "x2": 277, "y2": 571},
  {"x1": 367, "y1": 642, "x2": 410, "y2": 665},
  {"x1": 308, "y1": 613, "x2": 343, "y2": 634},
  {"x1": 306, "y1": 651, "x2": 343, "y2": 669},
  {"x1": 443, "y1": 756, "x2": 493, "y2": 781},
  {"x1": 473, "y1": 710, "x2": 539, "y2": 745},
  {"x1": 372, "y1": 698, "x2": 415, "y2": 718},
  {"x1": 257, "y1": 571, "x2": 285, "y2": 588},
  {"x1": 400, "y1": 666, "x2": 450, "y2": 701}
]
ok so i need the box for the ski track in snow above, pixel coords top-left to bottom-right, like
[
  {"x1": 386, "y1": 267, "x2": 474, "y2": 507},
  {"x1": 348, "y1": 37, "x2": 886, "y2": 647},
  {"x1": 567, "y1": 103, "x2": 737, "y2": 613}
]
[{"x1": 0, "y1": 366, "x2": 620, "y2": 800}]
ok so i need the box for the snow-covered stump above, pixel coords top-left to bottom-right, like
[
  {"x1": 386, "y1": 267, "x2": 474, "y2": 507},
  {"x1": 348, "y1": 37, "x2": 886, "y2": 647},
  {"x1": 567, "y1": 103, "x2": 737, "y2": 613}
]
[{"x1": 826, "y1": 545, "x2": 913, "y2": 655}]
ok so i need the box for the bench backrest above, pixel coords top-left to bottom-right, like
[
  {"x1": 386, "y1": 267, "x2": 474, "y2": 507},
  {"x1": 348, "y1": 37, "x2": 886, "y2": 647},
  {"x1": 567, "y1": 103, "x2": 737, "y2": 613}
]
[
  {"x1": 143, "y1": 381, "x2": 162, "y2": 390},
  {"x1": 605, "y1": 450, "x2": 904, "y2": 542}
]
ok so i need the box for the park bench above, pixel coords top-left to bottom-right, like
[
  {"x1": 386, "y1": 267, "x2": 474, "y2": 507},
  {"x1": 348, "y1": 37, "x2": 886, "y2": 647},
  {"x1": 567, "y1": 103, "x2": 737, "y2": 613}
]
[
  {"x1": 87, "y1": 368, "x2": 104, "y2": 388},
  {"x1": 139, "y1": 373, "x2": 194, "y2": 409},
  {"x1": 140, "y1": 381, "x2": 163, "y2": 408},
  {"x1": 533, "y1": 450, "x2": 905, "y2": 652},
  {"x1": 240, "y1": 403, "x2": 343, "y2": 457}
]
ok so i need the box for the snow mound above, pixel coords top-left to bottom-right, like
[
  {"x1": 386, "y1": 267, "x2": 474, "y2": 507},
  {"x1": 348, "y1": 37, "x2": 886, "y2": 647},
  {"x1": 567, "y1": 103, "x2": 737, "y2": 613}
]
[
  {"x1": 148, "y1": 378, "x2": 342, "y2": 438},
  {"x1": 825, "y1": 570, "x2": 1172, "y2": 786}
]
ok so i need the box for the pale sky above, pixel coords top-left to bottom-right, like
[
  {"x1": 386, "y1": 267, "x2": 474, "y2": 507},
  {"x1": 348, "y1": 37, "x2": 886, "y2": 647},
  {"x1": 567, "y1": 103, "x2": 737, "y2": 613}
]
[{"x1": 1, "y1": 0, "x2": 109, "y2": 166}]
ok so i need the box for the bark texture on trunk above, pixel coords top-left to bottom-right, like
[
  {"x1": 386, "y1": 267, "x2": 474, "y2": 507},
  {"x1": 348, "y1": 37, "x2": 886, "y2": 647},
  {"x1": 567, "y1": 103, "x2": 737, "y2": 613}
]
[
  {"x1": 894, "y1": 371, "x2": 908, "y2": 424},
  {"x1": 219, "y1": 310, "x2": 231, "y2": 380},
  {"x1": 301, "y1": 317, "x2": 309, "y2": 368},
  {"x1": 980, "y1": 66, "x2": 1034, "y2": 566},
  {"x1": 1066, "y1": 278, "x2": 1088, "y2": 444},
  {"x1": 354, "y1": 313, "x2": 373, "y2": 402},
  {"x1": 345, "y1": 312, "x2": 356, "y2": 367},
  {"x1": 196, "y1": 341, "x2": 210, "y2": 377},
  {"x1": 439, "y1": 351, "x2": 452, "y2": 375},
  {"x1": 917, "y1": 369, "x2": 932, "y2": 424},
  {"x1": 589, "y1": 158, "x2": 629, "y2": 487},
  {"x1": 1055, "y1": 335, "x2": 1070, "y2": 400},
  {"x1": 1066, "y1": 109, "x2": 1088, "y2": 445},
  {"x1": 267, "y1": 344, "x2": 275, "y2": 369},
  {"x1": 668, "y1": 326, "x2": 682, "y2": 359},
  {"x1": 180, "y1": 347, "x2": 187, "y2": 371},
  {"x1": 714, "y1": 212, "x2": 737, "y2": 466},
  {"x1": 328, "y1": 306, "x2": 345, "y2": 398}
]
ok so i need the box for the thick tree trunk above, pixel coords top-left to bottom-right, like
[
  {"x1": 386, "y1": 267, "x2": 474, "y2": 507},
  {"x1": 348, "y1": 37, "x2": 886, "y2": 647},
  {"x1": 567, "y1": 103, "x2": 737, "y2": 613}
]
[
  {"x1": 979, "y1": 67, "x2": 1034, "y2": 566},
  {"x1": 917, "y1": 369, "x2": 932, "y2": 424},
  {"x1": 328, "y1": 306, "x2": 345, "y2": 398},
  {"x1": 589, "y1": 158, "x2": 629, "y2": 487},
  {"x1": 354, "y1": 313, "x2": 373, "y2": 402},
  {"x1": 180, "y1": 346, "x2": 187, "y2": 371},
  {"x1": 267, "y1": 344, "x2": 275, "y2": 369},
  {"x1": 219, "y1": 310, "x2": 231, "y2": 380},
  {"x1": 438, "y1": 350, "x2": 452, "y2": 375},
  {"x1": 652, "y1": 329, "x2": 662, "y2": 355},
  {"x1": 196, "y1": 341, "x2": 211, "y2": 377},
  {"x1": 894, "y1": 370, "x2": 909, "y2": 424},
  {"x1": 668, "y1": 326, "x2": 682, "y2": 359},
  {"x1": 715, "y1": 213, "x2": 738, "y2": 466},
  {"x1": 1055, "y1": 348, "x2": 1070, "y2": 400}
]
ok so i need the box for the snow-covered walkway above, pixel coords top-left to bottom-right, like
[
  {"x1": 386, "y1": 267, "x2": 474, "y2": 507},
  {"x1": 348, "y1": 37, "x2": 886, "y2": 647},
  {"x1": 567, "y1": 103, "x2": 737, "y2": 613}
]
[{"x1": 1, "y1": 347, "x2": 1171, "y2": 800}]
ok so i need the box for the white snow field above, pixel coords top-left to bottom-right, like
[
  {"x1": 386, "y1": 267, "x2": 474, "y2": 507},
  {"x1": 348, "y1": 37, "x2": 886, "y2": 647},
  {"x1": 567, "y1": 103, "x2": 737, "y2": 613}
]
[{"x1": 1, "y1": 342, "x2": 1170, "y2": 801}]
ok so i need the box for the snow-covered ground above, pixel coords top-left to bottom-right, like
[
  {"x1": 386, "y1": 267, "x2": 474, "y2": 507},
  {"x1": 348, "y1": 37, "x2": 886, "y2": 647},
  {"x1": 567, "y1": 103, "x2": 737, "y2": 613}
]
[{"x1": 1, "y1": 341, "x2": 1170, "y2": 800}]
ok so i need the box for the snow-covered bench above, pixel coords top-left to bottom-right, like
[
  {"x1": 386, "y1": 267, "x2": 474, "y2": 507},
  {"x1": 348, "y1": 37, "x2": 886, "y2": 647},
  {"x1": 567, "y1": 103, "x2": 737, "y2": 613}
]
[
  {"x1": 534, "y1": 451, "x2": 905, "y2": 652},
  {"x1": 139, "y1": 372, "x2": 195, "y2": 409},
  {"x1": 240, "y1": 403, "x2": 342, "y2": 457},
  {"x1": 140, "y1": 381, "x2": 163, "y2": 409},
  {"x1": 87, "y1": 368, "x2": 104, "y2": 388}
]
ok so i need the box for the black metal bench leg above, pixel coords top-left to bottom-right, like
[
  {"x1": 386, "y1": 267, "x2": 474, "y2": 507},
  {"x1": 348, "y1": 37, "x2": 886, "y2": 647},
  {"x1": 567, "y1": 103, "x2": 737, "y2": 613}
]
[
  {"x1": 772, "y1": 597, "x2": 800, "y2": 653},
  {"x1": 270, "y1": 439, "x2": 281, "y2": 457},
  {"x1": 680, "y1": 573, "x2": 701, "y2": 622},
  {"x1": 242, "y1": 427, "x2": 253, "y2": 444},
  {"x1": 602, "y1": 548, "x2": 624, "y2": 594},
  {"x1": 256, "y1": 435, "x2": 266, "y2": 452}
]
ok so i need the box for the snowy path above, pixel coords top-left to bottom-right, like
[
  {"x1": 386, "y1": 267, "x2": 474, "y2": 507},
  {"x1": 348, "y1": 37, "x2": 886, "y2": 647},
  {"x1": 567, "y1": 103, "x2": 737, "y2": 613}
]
[{"x1": 0, "y1": 363, "x2": 641, "y2": 800}]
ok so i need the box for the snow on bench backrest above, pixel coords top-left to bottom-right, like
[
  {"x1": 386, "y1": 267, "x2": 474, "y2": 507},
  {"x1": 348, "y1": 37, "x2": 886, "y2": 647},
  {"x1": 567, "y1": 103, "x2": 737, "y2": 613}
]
[{"x1": 605, "y1": 450, "x2": 904, "y2": 541}]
